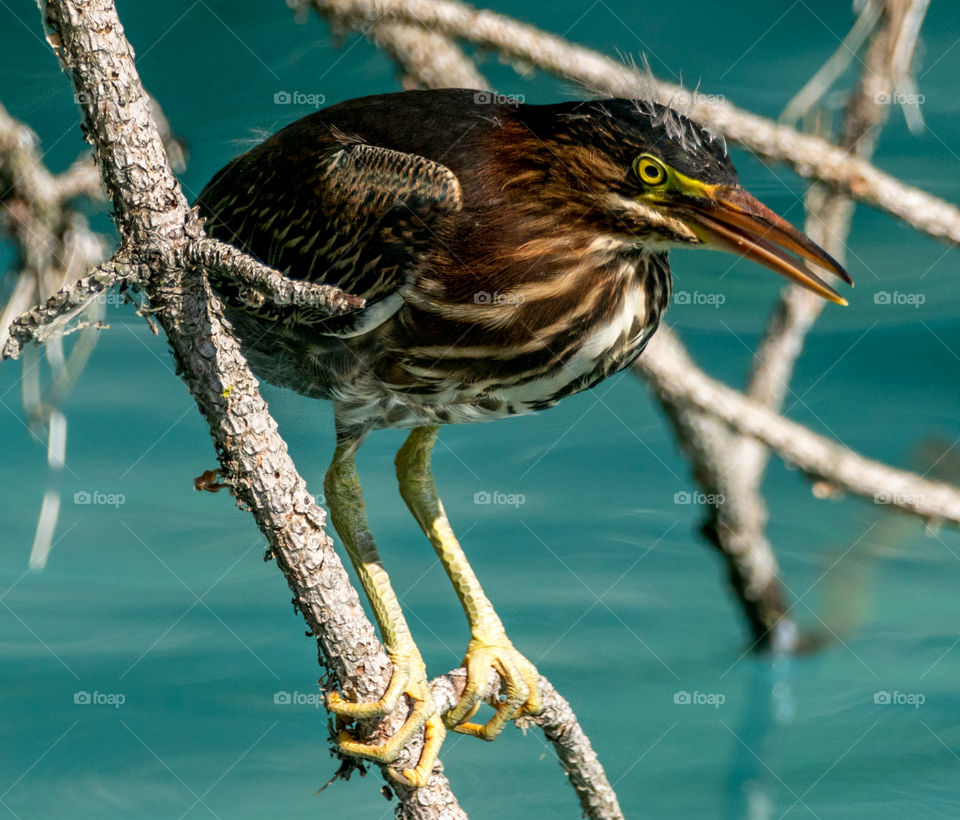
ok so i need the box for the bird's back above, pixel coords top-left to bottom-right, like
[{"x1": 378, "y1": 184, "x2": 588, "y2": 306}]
[{"x1": 196, "y1": 90, "x2": 671, "y2": 433}]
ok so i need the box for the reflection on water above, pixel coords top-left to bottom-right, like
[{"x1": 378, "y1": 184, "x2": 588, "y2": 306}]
[{"x1": 723, "y1": 439, "x2": 960, "y2": 820}]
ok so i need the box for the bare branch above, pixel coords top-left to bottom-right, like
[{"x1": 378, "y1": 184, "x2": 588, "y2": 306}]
[
  {"x1": 779, "y1": 0, "x2": 882, "y2": 127},
  {"x1": 182, "y1": 237, "x2": 366, "y2": 314},
  {"x1": 431, "y1": 671, "x2": 624, "y2": 820},
  {"x1": 51, "y1": 154, "x2": 103, "y2": 201},
  {"x1": 637, "y1": 329, "x2": 960, "y2": 527},
  {"x1": 1, "y1": 93, "x2": 110, "y2": 573},
  {"x1": 371, "y1": 24, "x2": 487, "y2": 89},
  {"x1": 40, "y1": 0, "x2": 465, "y2": 814},
  {"x1": 647, "y1": 0, "x2": 904, "y2": 648},
  {"x1": 2, "y1": 179, "x2": 364, "y2": 361},
  {"x1": 2, "y1": 259, "x2": 125, "y2": 360},
  {"x1": 672, "y1": 0, "x2": 923, "y2": 648},
  {"x1": 745, "y1": 0, "x2": 912, "y2": 465}
]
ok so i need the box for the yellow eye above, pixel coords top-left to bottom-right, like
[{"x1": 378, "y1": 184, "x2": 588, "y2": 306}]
[{"x1": 633, "y1": 155, "x2": 667, "y2": 186}]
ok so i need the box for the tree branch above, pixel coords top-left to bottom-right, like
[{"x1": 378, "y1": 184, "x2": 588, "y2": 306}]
[
  {"x1": 431, "y1": 671, "x2": 624, "y2": 820},
  {"x1": 182, "y1": 237, "x2": 366, "y2": 313},
  {"x1": 637, "y1": 328, "x2": 960, "y2": 527},
  {"x1": 1, "y1": 235, "x2": 367, "y2": 361},
  {"x1": 39, "y1": 0, "x2": 463, "y2": 814},
  {"x1": 2, "y1": 259, "x2": 124, "y2": 359},
  {"x1": 636, "y1": 0, "x2": 924, "y2": 649}
]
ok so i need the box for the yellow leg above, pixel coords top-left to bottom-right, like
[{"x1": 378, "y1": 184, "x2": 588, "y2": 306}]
[
  {"x1": 323, "y1": 433, "x2": 445, "y2": 787},
  {"x1": 395, "y1": 426, "x2": 542, "y2": 739}
]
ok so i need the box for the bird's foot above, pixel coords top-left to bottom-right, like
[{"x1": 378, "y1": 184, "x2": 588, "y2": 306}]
[
  {"x1": 326, "y1": 650, "x2": 445, "y2": 787},
  {"x1": 444, "y1": 631, "x2": 542, "y2": 739}
]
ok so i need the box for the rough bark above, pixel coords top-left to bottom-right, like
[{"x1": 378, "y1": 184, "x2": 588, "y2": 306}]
[{"x1": 40, "y1": 0, "x2": 457, "y2": 813}]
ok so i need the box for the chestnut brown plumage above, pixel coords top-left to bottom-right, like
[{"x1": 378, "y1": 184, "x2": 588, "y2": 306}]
[{"x1": 196, "y1": 88, "x2": 851, "y2": 786}]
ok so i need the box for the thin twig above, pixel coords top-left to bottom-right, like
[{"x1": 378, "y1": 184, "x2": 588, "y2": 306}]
[
  {"x1": 183, "y1": 237, "x2": 366, "y2": 314},
  {"x1": 431, "y1": 671, "x2": 624, "y2": 820},
  {"x1": 1, "y1": 259, "x2": 122, "y2": 360}
]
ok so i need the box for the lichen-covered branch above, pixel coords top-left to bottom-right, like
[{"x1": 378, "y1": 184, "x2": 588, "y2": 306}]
[
  {"x1": 302, "y1": 0, "x2": 960, "y2": 248},
  {"x1": 2, "y1": 259, "x2": 125, "y2": 359}
]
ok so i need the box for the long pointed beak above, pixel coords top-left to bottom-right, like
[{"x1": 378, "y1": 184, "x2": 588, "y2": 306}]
[{"x1": 682, "y1": 186, "x2": 853, "y2": 305}]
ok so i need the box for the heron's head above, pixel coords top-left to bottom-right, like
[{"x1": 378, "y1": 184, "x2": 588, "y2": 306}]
[{"x1": 517, "y1": 97, "x2": 852, "y2": 303}]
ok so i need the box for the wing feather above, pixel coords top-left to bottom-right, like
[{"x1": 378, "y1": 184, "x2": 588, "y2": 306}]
[{"x1": 196, "y1": 129, "x2": 462, "y2": 334}]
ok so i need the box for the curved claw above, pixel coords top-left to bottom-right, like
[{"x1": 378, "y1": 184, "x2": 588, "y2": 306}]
[
  {"x1": 445, "y1": 634, "x2": 542, "y2": 740},
  {"x1": 388, "y1": 713, "x2": 446, "y2": 787},
  {"x1": 327, "y1": 652, "x2": 443, "y2": 786},
  {"x1": 326, "y1": 661, "x2": 411, "y2": 719}
]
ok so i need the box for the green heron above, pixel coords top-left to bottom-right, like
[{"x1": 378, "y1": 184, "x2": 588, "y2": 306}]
[{"x1": 196, "y1": 88, "x2": 850, "y2": 786}]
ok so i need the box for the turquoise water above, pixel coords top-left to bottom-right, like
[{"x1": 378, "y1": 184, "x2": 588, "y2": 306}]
[{"x1": 3, "y1": 1, "x2": 960, "y2": 817}]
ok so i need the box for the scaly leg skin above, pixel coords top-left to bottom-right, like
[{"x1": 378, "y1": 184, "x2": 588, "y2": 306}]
[
  {"x1": 396, "y1": 426, "x2": 542, "y2": 739},
  {"x1": 323, "y1": 431, "x2": 446, "y2": 787}
]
